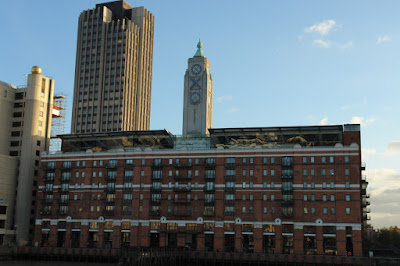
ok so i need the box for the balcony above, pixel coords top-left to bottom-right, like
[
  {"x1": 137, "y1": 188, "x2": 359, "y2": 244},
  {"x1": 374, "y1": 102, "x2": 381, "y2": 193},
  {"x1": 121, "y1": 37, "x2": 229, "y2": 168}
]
[
  {"x1": 362, "y1": 199, "x2": 371, "y2": 207},
  {"x1": 204, "y1": 186, "x2": 215, "y2": 192},
  {"x1": 204, "y1": 161, "x2": 216, "y2": 168},
  {"x1": 224, "y1": 199, "x2": 235, "y2": 205},
  {"x1": 42, "y1": 188, "x2": 53, "y2": 194},
  {"x1": 123, "y1": 187, "x2": 132, "y2": 193},
  {"x1": 150, "y1": 199, "x2": 161, "y2": 205},
  {"x1": 174, "y1": 163, "x2": 192, "y2": 168},
  {"x1": 151, "y1": 162, "x2": 163, "y2": 169},
  {"x1": 124, "y1": 176, "x2": 133, "y2": 182},
  {"x1": 282, "y1": 174, "x2": 293, "y2": 179},
  {"x1": 224, "y1": 175, "x2": 236, "y2": 181},
  {"x1": 122, "y1": 199, "x2": 132, "y2": 205},
  {"x1": 59, "y1": 189, "x2": 69, "y2": 194},
  {"x1": 282, "y1": 187, "x2": 293, "y2": 193},
  {"x1": 106, "y1": 164, "x2": 117, "y2": 169},
  {"x1": 60, "y1": 165, "x2": 71, "y2": 171},
  {"x1": 224, "y1": 187, "x2": 235, "y2": 193},
  {"x1": 204, "y1": 174, "x2": 215, "y2": 181},
  {"x1": 105, "y1": 176, "x2": 116, "y2": 182},
  {"x1": 124, "y1": 164, "x2": 134, "y2": 169},
  {"x1": 282, "y1": 200, "x2": 294, "y2": 207},
  {"x1": 103, "y1": 210, "x2": 114, "y2": 216},
  {"x1": 224, "y1": 211, "x2": 235, "y2": 216},
  {"x1": 104, "y1": 187, "x2": 115, "y2": 193},
  {"x1": 58, "y1": 199, "x2": 69, "y2": 205},
  {"x1": 362, "y1": 214, "x2": 371, "y2": 221},
  {"x1": 122, "y1": 210, "x2": 132, "y2": 216},
  {"x1": 42, "y1": 198, "x2": 53, "y2": 205},
  {"x1": 173, "y1": 186, "x2": 191, "y2": 192},
  {"x1": 173, "y1": 175, "x2": 191, "y2": 181},
  {"x1": 225, "y1": 163, "x2": 236, "y2": 169},
  {"x1": 59, "y1": 177, "x2": 70, "y2": 183},
  {"x1": 203, "y1": 210, "x2": 215, "y2": 217},
  {"x1": 151, "y1": 175, "x2": 162, "y2": 180},
  {"x1": 361, "y1": 188, "x2": 367, "y2": 195},
  {"x1": 174, "y1": 199, "x2": 191, "y2": 204},
  {"x1": 44, "y1": 165, "x2": 55, "y2": 172},
  {"x1": 204, "y1": 199, "x2": 215, "y2": 206},
  {"x1": 363, "y1": 207, "x2": 371, "y2": 213},
  {"x1": 43, "y1": 177, "x2": 54, "y2": 183},
  {"x1": 150, "y1": 186, "x2": 162, "y2": 193},
  {"x1": 149, "y1": 210, "x2": 161, "y2": 216},
  {"x1": 361, "y1": 162, "x2": 366, "y2": 171},
  {"x1": 104, "y1": 199, "x2": 115, "y2": 206},
  {"x1": 40, "y1": 210, "x2": 51, "y2": 216},
  {"x1": 282, "y1": 212, "x2": 294, "y2": 218},
  {"x1": 173, "y1": 210, "x2": 191, "y2": 217}
]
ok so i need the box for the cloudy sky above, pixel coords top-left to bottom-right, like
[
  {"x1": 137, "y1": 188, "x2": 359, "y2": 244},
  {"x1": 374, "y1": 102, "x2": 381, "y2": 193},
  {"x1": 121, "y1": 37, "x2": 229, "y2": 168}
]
[{"x1": 1, "y1": 0, "x2": 399, "y2": 228}]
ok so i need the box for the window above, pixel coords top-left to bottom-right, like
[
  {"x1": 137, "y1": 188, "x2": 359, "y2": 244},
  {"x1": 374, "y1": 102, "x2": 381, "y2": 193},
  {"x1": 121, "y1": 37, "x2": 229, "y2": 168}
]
[
  {"x1": 270, "y1": 207, "x2": 275, "y2": 213},
  {"x1": 242, "y1": 207, "x2": 246, "y2": 213},
  {"x1": 329, "y1": 156, "x2": 334, "y2": 163},
  {"x1": 322, "y1": 182, "x2": 327, "y2": 188},
  {"x1": 345, "y1": 169, "x2": 349, "y2": 176},
  {"x1": 323, "y1": 208, "x2": 328, "y2": 214},
  {"x1": 311, "y1": 182, "x2": 315, "y2": 188},
  {"x1": 330, "y1": 195, "x2": 335, "y2": 201},
  {"x1": 249, "y1": 182, "x2": 254, "y2": 188},
  {"x1": 310, "y1": 169, "x2": 315, "y2": 176},
  {"x1": 249, "y1": 169, "x2": 254, "y2": 176},
  {"x1": 195, "y1": 158, "x2": 199, "y2": 164},
  {"x1": 303, "y1": 169, "x2": 307, "y2": 176},
  {"x1": 322, "y1": 169, "x2": 326, "y2": 176},
  {"x1": 263, "y1": 182, "x2": 267, "y2": 188},
  {"x1": 169, "y1": 159, "x2": 173, "y2": 165},
  {"x1": 271, "y1": 194, "x2": 275, "y2": 201},
  {"x1": 271, "y1": 182, "x2": 275, "y2": 188},
  {"x1": 311, "y1": 207, "x2": 316, "y2": 214},
  {"x1": 303, "y1": 157, "x2": 307, "y2": 163},
  {"x1": 346, "y1": 208, "x2": 351, "y2": 215},
  {"x1": 303, "y1": 182, "x2": 307, "y2": 188},
  {"x1": 270, "y1": 157, "x2": 275, "y2": 164},
  {"x1": 271, "y1": 170, "x2": 275, "y2": 176},
  {"x1": 303, "y1": 195, "x2": 307, "y2": 201},
  {"x1": 249, "y1": 194, "x2": 254, "y2": 201},
  {"x1": 141, "y1": 159, "x2": 145, "y2": 166},
  {"x1": 126, "y1": 159, "x2": 133, "y2": 165},
  {"x1": 311, "y1": 194, "x2": 315, "y2": 201},
  {"x1": 249, "y1": 157, "x2": 254, "y2": 164},
  {"x1": 242, "y1": 182, "x2": 246, "y2": 188},
  {"x1": 140, "y1": 170, "x2": 144, "y2": 177},
  {"x1": 39, "y1": 111, "x2": 43, "y2": 117},
  {"x1": 322, "y1": 195, "x2": 327, "y2": 201},
  {"x1": 242, "y1": 158, "x2": 247, "y2": 164},
  {"x1": 330, "y1": 182, "x2": 334, "y2": 188},
  {"x1": 242, "y1": 170, "x2": 246, "y2": 177},
  {"x1": 330, "y1": 169, "x2": 334, "y2": 176},
  {"x1": 263, "y1": 207, "x2": 268, "y2": 213},
  {"x1": 263, "y1": 194, "x2": 267, "y2": 201},
  {"x1": 310, "y1": 156, "x2": 315, "y2": 163},
  {"x1": 345, "y1": 195, "x2": 350, "y2": 201},
  {"x1": 242, "y1": 194, "x2": 246, "y2": 201},
  {"x1": 263, "y1": 169, "x2": 268, "y2": 176},
  {"x1": 331, "y1": 208, "x2": 336, "y2": 214},
  {"x1": 344, "y1": 156, "x2": 349, "y2": 163},
  {"x1": 345, "y1": 182, "x2": 350, "y2": 188},
  {"x1": 263, "y1": 157, "x2": 268, "y2": 164},
  {"x1": 322, "y1": 156, "x2": 326, "y2": 163},
  {"x1": 304, "y1": 207, "x2": 308, "y2": 214}
]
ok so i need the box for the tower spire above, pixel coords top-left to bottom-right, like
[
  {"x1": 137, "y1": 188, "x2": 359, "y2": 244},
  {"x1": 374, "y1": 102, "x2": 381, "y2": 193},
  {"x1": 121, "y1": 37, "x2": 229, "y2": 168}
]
[{"x1": 194, "y1": 39, "x2": 204, "y2": 57}]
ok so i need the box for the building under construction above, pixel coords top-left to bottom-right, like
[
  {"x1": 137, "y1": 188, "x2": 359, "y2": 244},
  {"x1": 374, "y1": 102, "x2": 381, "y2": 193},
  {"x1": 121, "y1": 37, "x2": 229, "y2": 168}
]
[{"x1": 50, "y1": 95, "x2": 66, "y2": 153}]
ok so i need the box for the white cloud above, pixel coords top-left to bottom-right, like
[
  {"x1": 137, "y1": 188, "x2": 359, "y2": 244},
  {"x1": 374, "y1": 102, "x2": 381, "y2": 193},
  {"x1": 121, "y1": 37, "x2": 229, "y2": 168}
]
[
  {"x1": 387, "y1": 142, "x2": 400, "y2": 155},
  {"x1": 319, "y1": 117, "x2": 329, "y2": 125},
  {"x1": 377, "y1": 35, "x2": 391, "y2": 44},
  {"x1": 363, "y1": 148, "x2": 377, "y2": 155},
  {"x1": 226, "y1": 108, "x2": 240, "y2": 114},
  {"x1": 339, "y1": 41, "x2": 353, "y2": 49},
  {"x1": 215, "y1": 95, "x2": 233, "y2": 103},
  {"x1": 313, "y1": 39, "x2": 330, "y2": 48},
  {"x1": 305, "y1": 20, "x2": 336, "y2": 35},
  {"x1": 350, "y1": 116, "x2": 376, "y2": 126}
]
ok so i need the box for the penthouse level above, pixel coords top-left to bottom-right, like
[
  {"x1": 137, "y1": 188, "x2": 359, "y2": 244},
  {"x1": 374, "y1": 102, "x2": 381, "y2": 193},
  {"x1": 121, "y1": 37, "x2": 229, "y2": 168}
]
[{"x1": 34, "y1": 124, "x2": 368, "y2": 257}]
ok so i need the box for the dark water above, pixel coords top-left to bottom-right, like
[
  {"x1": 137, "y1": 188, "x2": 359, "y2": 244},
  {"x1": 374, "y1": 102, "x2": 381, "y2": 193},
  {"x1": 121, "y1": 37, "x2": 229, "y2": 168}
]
[{"x1": 5, "y1": 261, "x2": 117, "y2": 266}]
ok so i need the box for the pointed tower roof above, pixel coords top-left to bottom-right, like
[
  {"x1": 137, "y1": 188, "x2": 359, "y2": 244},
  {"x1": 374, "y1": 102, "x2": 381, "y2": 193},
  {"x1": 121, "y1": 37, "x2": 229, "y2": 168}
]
[{"x1": 194, "y1": 39, "x2": 204, "y2": 57}]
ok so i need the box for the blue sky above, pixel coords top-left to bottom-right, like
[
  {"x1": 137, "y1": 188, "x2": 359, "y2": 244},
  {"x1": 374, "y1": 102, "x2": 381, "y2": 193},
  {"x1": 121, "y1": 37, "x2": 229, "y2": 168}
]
[{"x1": 1, "y1": 0, "x2": 399, "y2": 228}]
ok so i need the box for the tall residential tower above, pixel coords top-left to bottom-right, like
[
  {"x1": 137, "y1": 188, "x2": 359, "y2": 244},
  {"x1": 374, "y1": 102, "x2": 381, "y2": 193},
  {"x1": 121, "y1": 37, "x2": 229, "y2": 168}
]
[{"x1": 71, "y1": 1, "x2": 154, "y2": 133}]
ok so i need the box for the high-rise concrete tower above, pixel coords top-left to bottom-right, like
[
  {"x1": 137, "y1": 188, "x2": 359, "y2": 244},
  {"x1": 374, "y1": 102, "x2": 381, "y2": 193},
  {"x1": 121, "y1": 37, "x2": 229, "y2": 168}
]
[
  {"x1": 182, "y1": 41, "x2": 213, "y2": 135},
  {"x1": 71, "y1": 1, "x2": 154, "y2": 133}
]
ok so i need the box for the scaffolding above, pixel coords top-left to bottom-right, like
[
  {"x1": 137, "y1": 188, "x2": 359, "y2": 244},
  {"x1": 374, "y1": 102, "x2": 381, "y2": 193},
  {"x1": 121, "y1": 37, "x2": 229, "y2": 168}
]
[{"x1": 50, "y1": 94, "x2": 67, "y2": 153}]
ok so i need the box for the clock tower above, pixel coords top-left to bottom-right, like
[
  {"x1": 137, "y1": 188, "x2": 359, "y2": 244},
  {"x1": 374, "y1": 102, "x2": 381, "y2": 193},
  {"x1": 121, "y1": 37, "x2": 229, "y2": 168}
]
[{"x1": 182, "y1": 40, "x2": 213, "y2": 135}]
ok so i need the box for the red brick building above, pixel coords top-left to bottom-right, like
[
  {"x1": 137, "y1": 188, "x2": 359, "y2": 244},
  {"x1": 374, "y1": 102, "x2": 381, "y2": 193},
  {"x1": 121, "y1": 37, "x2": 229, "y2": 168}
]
[{"x1": 33, "y1": 125, "x2": 369, "y2": 257}]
